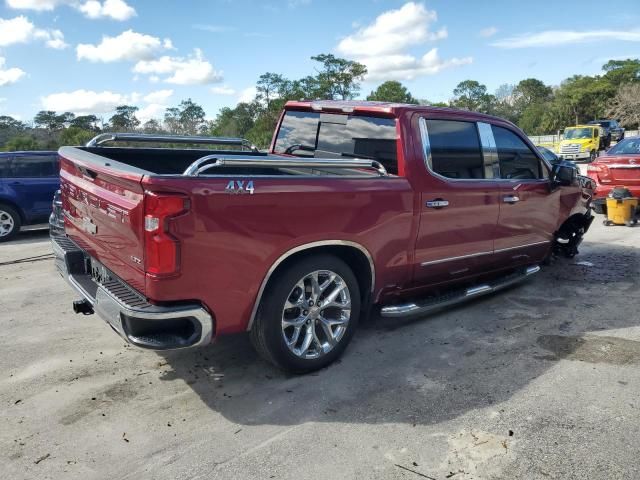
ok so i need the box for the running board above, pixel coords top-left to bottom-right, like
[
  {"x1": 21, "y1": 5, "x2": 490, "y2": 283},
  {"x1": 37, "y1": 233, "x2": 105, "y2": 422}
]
[{"x1": 380, "y1": 265, "x2": 541, "y2": 318}]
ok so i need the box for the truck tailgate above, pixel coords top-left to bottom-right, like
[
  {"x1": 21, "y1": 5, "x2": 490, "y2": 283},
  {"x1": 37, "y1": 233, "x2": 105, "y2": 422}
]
[{"x1": 58, "y1": 149, "x2": 146, "y2": 294}]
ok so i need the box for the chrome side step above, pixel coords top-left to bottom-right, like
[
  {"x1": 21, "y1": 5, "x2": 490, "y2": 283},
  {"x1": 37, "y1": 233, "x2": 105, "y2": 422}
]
[{"x1": 380, "y1": 265, "x2": 540, "y2": 318}]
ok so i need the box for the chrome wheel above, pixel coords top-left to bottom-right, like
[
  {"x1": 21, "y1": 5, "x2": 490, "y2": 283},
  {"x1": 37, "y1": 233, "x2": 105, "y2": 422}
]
[
  {"x1": 281, "y1": 270, "x2": 351, "y2": 360},
  {"x1": 0, "y1": 210, "x2": 15, "y2": 237}
]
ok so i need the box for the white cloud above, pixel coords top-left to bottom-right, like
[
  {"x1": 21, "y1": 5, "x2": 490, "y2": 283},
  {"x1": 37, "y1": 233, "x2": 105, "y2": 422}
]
[
  {"x1": 7, "y1": 0, "x2": 136, "y2": 21},
  {"x1": 41, "y1": 89, "x2": 138, "y2": 114},
  {"x1": 479, "y1": 26, "x2": 498, "y2": 38},
  {"x1": 193, "y1": 24, "x2": 234, "y2": 33},
  {"x1": 78, "y1": 0, "x2": 136, "y2": 20},
  {"x1": 336, "y1": 2, "x2": 447, "y2": 58},
  {"x1": 0, "y1": 15, "x2": 68, "y2": 49},
  {"x1": 5, "y1": 0, "x2": 64, "y2": 11},
  {"x1": 137, "y1": 103, "x2": 166, "y2": 123},
  {"x1": 133, "y1": 48, "x2": 223, "y2": 85},
  {"x1": 364, "y1": 48, "x2": 472, "y2": 81},
  {"x1": 238, "y1": 86, "x2": 257, "y2": 103},
  {"x1": 77, "y1": 30, "x2": 172, "y2": 63},
  {"x1": 0, "y1": 57, "x2": 26, "y2": 86},
  {"x1": 492, "y1": 29, "x2": 640, "y2": 48},
  {"x1": 335, "y1": 2, "x2": 469, "y2": 81},
  {"x1": 211, "y1": 85, "x2": 236, "y2": 95},
  {"x1": 143, "y1": 89, "x2": 173, "y2": 103},
  {"x1": 41, "y1": 88, "x2": 173, "y2": 119}
]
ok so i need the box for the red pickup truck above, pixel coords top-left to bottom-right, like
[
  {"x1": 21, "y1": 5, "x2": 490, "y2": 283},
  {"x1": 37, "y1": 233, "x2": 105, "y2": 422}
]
[{"x1": 51, "y1": 100, "x2": 593, "y2": 372}]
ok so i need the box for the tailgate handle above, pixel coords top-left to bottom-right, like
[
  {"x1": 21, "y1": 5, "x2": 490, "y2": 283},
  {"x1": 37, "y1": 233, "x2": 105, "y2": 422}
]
[{"x1": 79, "y1": 166, "x2": 98, "y2": 180}]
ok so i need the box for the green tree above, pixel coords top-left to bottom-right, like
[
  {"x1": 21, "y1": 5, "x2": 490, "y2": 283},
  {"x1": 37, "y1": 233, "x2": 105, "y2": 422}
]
[
  {"x1": 310, "y1": 53, "x2": 367, "y2": 100},
  {"x1": 70, "y1": 115, "x2": 99, "y2": 131},
  {"x1": 178, "y1": 98, "x2": 207, "y2": 135},
  {"x1": 0, "y1": 115, "x2": 25, "y2": 131},
  {"x1": 366, "y1": 81, "x2": 418, "y2": 103},
  {"x1": 34, "y1": 110, "x2": 64, "y2": 132},
  {"x1": 142, "y1": 119, "x2": 163, "y2": 134},
  {"x1": 5, "y1": 135, "x2": 39, "y2": 151},
  {"x1": 513, "y1": 78, "x2": 552, "y2": 107},
  {"x1": 109, "y1": 105, "x2": 140, "y2": 131},
  {"x1": 60, "y1": 127, "x2": 95, "y2": 146},
  {"x1": 602, "y1": 59, "x2": 640, "y2": 88},
  {"x1": 210, "y1": 103, "x2": 256, "y2": 139},
  {"x1": 451, "y1": 80, "x2": 490, "y2": 111},
  {"x1": 554, "y1": 75, "x2": 615, "y2": 125}
]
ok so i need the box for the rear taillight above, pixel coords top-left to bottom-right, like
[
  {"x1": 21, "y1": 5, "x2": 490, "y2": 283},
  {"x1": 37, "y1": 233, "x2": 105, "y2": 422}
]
[
  {"x1": 587, "y1": 164, "x2": 610, "y2": 182},
  {"x1": 144, "y1": 192, "x2": 189, "y2": 276}
]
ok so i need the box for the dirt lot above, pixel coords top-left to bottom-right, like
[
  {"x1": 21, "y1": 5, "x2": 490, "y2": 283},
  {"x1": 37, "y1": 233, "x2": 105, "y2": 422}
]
[{"x1": 1, "y1": 220, "x2": 639, "y2": 480}]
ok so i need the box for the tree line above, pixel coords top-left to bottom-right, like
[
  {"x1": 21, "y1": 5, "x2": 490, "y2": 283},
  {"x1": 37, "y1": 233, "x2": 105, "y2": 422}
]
[{"x1": 1, "y1": 55, "x2": 639, "y2": 151}]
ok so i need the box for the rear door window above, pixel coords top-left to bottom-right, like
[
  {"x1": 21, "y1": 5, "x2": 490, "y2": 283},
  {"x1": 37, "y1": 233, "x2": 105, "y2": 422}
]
[
  {"x1": 492, "y1": 126, "x2": 547, "y2": 180},
  {"x1": 8, "y1": 155, "x2": 58, "y2": 178},
  {"x1": 423, "y1": 119, "x2": 484, "y2": 179},
  {"x1": 274, "y1": 111, "x2": 398, "y2": 174}
]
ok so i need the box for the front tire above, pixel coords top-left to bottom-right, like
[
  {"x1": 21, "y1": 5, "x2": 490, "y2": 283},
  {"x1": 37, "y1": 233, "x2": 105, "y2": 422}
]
[
  {"x1": 0, "y1": 204, "x2": 20, "y2": 242},
  {"x1": 589, "y1": 150, "x2": 597, "y2": 163},
  {"x1": 250, "y1": 254, "x2": 361, "y2": 373}
]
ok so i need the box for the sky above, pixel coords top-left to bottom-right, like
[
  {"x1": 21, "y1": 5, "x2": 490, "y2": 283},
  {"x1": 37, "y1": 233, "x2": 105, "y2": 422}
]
[{"x1": 0, "y1": 0, "x2": 639, "y2": 124}]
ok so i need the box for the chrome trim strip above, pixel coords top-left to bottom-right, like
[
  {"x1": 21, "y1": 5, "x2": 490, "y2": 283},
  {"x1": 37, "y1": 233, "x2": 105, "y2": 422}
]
[
  {"x1": 421, "y1": 241, "x2": 550, "y2": 267},
  {"x1": 246, "y1": 240, "x2": 375, "y2": 332},
  {"x1": 420, "y1": 250, "x2": 492, "y2": 267},
  {"x1": 494, "y1": 240, "x2": 550, "y2": 253},
  {"x1": 605, "y1": 164, "x2": 640, "y2": 169}
]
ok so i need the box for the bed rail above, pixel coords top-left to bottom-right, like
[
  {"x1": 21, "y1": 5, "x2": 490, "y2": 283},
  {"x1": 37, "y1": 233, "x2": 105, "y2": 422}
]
[
  {"x1": 182, "y1": 155, "x2": 389, "y2": 177},
  {"x1": 86, "y1": 133, "x2": 258, "y2": 151}
]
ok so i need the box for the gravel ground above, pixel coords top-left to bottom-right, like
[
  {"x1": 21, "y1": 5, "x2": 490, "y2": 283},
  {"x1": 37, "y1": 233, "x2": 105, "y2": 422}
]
[{"x1": 1, "y1": 220, "x2": 639, "y2": 480}]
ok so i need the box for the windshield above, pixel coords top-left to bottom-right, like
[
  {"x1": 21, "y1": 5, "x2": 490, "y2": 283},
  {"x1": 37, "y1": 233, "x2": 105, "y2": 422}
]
[
  {"x1": 274, "y1": 111, "x2": 398, "y2": 174},
  {"x1": 564, "y1": 128, "x2": 593, "y2": 139},
  {"x1": 607, "y1": 138, "x2": 640, "y2": 155}
]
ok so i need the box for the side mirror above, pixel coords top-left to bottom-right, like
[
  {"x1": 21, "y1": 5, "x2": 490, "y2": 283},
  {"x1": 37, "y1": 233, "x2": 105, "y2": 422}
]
[{"x1": 551, "y1": 162, "x2": 577, "y2": 187}]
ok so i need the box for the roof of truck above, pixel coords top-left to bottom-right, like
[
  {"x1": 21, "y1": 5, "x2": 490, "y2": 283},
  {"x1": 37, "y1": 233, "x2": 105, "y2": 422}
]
[{"x1": 284, "y1": 99, "x2": 517, "y2": 126}]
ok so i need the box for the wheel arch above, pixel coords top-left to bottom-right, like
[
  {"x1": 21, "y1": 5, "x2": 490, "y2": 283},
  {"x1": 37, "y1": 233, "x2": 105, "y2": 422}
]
[
  {"x1": 0, "y1": 198, "x2": 26, "y2": 223},
  {"x1": 246, "y1": 241, "x2": 375, "y2": 332}
]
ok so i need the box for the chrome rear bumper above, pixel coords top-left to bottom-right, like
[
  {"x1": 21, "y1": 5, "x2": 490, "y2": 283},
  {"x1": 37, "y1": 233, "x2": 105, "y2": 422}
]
[{"x1": 51, "y1": 235, "x2": 214, "y2": 350}]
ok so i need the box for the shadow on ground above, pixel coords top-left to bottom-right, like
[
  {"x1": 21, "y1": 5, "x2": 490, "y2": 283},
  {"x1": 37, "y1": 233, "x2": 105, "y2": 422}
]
[{"x1": 153, "y1": 240, "x2": 639, "y2": 428}]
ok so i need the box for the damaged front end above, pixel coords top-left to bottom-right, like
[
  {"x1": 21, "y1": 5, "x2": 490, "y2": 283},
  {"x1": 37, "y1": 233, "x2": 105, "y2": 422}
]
[{"x1": 554, "y1": 211, "x2": 595, "y2": 258}]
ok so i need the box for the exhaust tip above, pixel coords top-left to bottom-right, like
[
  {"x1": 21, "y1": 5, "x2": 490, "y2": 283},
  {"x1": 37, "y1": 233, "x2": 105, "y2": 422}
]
[{"x1": 73, "y1": 299, "x2": 94, "y2": 315}]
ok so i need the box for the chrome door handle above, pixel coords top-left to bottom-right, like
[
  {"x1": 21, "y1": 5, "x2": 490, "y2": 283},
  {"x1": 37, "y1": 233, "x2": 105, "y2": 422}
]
[
  {"x1": 426, "y1": 199, "x2": 449, "y2": 209},
  {"x1": 503, "y1": 195, "x2": 520, "y2": 204}
]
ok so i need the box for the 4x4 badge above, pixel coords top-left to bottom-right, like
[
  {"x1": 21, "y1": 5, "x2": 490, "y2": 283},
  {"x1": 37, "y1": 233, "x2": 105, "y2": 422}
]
[{"x1": 225, "y1": 180, "x2": 255, "y2": 194}]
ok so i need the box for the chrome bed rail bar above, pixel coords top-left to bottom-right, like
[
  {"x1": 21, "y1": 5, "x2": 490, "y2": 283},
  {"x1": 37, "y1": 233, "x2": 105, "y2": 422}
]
[
  {"x1": 182, "y1": 155, "x2": 389, "y2": 177},
  {"x1": 86, "y1": 133, "x2": 258, "y2": 151}
]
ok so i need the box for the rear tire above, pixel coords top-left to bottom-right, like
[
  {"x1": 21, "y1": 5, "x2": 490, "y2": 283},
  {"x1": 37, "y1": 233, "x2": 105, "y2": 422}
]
[
  {"x1": 250, "y1": 254, "x2": 361, "y2": 373},
  {"x1": 589, "y1": 150, "x2": 597, "y2": 163},
  {"x1": 0, "y1": 204, "x2": 20, "y2": 242}
]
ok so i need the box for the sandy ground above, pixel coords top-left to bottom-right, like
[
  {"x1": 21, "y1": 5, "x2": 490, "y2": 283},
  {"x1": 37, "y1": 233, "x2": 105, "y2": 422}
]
[{"x1": 1, "y1": 219, "x2": 639, "y2": 480}]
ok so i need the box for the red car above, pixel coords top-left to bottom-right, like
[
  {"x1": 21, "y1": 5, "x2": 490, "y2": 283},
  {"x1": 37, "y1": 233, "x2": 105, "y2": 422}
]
[
  {"x1": 51, "y1": 101, "x2": 593, "y2": 372},
  {"x1": 587, "y1": 137, "x2": 640, "y2": 214}
]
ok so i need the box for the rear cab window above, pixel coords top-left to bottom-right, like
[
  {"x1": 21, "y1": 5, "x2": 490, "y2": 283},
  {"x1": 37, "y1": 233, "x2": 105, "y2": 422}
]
[
  {"x1": 273, "y1": 110, "x2": 399, "y2": 175},
  {"x1": 422, "y1": 119, "x2": 484, "y2": 179}
]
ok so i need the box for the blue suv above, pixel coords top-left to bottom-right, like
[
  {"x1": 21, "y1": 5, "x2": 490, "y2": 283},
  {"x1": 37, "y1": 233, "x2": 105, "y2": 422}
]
[{"x1": 0, "y1": 151, "x2": 59, "y2": 242}]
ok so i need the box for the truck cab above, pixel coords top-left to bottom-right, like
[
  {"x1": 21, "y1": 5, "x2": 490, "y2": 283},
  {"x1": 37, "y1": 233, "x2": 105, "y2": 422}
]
[{"x1": 559, "y1": 125, "x2": 600, "y2": 163}]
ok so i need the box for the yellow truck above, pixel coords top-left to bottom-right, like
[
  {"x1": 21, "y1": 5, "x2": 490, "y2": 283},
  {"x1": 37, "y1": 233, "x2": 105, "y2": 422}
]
[{"x1": 558, "y1": 125, "x2": 600, "y2": 162}]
